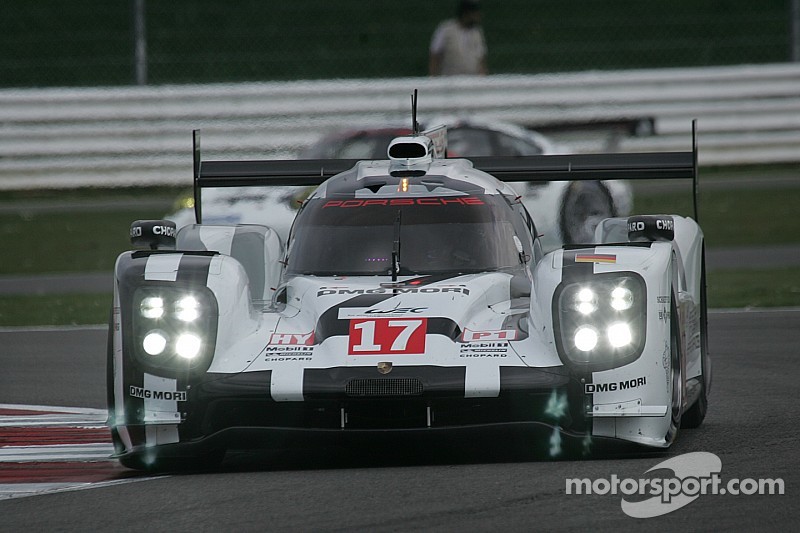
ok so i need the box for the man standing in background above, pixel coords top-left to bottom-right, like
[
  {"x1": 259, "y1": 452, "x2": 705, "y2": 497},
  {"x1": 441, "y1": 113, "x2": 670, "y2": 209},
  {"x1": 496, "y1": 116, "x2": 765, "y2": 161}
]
[{"x1": 429, "y1": 0, "x2": 487, "y2": 76}]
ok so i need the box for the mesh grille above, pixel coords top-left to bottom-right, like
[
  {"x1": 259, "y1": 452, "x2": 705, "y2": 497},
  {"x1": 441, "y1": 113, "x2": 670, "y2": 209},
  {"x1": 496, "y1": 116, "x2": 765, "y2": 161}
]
[{"x1": 345, "y1": 378, "x2": 424, "y2": 398}]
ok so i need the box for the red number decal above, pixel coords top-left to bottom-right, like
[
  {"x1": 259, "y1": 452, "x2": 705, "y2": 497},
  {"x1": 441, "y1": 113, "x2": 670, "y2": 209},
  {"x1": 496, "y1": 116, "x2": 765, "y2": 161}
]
[{"x1": 348, "y1": 318, "x2": 427, "y2": 355}]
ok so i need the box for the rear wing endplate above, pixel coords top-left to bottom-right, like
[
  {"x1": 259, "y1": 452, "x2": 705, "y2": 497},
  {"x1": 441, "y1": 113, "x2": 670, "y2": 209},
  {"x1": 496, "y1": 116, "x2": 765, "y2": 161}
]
[{"x1": 192, "y1": 121, "x2": 699, "y2": 223}]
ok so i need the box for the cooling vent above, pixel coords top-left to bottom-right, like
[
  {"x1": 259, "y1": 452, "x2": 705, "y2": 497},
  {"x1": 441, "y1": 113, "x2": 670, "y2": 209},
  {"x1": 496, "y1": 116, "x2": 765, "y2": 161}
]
[{"x1": 345, "y1": 378, "x2": 424, "y2": 397}]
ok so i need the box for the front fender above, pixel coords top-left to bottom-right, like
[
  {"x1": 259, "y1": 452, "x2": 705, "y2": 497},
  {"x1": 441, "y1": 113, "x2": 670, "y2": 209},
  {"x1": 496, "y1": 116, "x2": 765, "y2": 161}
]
[{"x1": 533, "y1": 243, "x2": 676, "y2": 446}]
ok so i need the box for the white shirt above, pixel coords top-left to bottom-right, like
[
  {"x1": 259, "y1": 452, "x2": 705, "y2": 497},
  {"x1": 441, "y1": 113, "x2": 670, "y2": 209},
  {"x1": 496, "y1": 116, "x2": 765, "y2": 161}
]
[{"x1": 430, "y1": 19, "x2": 486, "y2": 76}]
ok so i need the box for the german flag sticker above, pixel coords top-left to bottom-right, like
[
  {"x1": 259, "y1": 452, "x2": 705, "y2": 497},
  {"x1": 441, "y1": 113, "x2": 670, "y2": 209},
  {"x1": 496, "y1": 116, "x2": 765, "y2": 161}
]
[{"x1": 575, "y1": 253, "x2": 617, "y2": 264}]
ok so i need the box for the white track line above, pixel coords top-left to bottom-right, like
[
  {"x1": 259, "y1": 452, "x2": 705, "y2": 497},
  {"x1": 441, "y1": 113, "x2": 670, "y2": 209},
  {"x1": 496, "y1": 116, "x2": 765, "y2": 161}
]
[
  {"x1": 0, "y1": 403, "x2": 107, "y2": 415},
  {"x1": 0, "y1": 415, "x2": 107, "y2": 427},
  {"x1": 0, "y1": 477, "x2": 158, "y2": 501},
  {"x1": 0, "y1": 444, "x2": 114, "y2": 462}
]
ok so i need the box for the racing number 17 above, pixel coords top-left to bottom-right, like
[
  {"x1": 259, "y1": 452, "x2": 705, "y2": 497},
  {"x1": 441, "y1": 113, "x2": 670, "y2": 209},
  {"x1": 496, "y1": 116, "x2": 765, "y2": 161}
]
[{"x1": 348, "y1": 318, "x2": 427, "y2": 355}]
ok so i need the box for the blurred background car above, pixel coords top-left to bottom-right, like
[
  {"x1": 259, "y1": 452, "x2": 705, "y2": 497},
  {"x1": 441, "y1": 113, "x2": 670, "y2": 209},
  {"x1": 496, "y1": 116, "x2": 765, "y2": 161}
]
[
  {"x1": 170, "y1": 119, "x2": 631, "y2": 250},
  {"x1": 298, "y1": 119, "x2": 558, "y2": 158}
]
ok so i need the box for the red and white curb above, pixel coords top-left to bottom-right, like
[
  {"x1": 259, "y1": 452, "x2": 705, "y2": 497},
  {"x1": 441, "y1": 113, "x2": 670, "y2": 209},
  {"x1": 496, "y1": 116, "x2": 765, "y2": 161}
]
[{"x1": 0, "y1": 404, "x2": 145, "y2": 500}]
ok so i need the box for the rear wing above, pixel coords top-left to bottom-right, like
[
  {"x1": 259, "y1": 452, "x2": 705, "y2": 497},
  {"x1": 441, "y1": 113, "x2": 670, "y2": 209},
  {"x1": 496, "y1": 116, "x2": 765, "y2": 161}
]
[{"x1": 192, "y1": 121, "x2": 699, "y2": 223}]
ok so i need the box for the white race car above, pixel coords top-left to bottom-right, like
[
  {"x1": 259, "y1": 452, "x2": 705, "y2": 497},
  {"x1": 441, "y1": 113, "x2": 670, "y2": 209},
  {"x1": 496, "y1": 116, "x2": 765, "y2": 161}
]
[{"x1": 109, "y1": 125, "x2": 709, "y2": 471}]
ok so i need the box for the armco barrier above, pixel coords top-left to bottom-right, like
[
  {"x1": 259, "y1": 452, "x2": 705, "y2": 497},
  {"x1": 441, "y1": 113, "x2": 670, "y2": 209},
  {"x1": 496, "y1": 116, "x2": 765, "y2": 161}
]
[{"x1": 0, "y1": 63, "x2": 798, "y2": 189}]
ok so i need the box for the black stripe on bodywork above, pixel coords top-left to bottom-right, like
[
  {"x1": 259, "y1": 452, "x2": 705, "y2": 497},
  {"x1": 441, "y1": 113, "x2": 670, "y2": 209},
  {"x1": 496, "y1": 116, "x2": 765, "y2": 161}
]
[
  {"x1": 303, "y1": 366, "x2": 466, "y2": 399},
  {"x1": 175, "y1": 227, "x2": 207, "y2": 251},
  {"x1": 302, "y1": 365, "x2": 570, "y2": 399},
  {"x1": 190, "y1": 367, "x2": 569, "y2": 401},
  {"x1": 177, "y1": 226, "x2": 274, "y2": 299},
  {"x1": 195, "y1": 371, "x2": 273, "y2": 396},
  {"x1": 558, "y1": 248, "x2": 598, "y2": 412},
  {"x1": 315, "y1": 293, "x2": 395, "y2": 342},
  {"x1": 561, "y1": 248, "x2": 596, "y2": 281},
  {"x1": 230, "y1": 227, "x2": 269, "y2": 298},
  {"x1": 131, "y1": 250, "x2": 218, "y2": 260},
  {"x1": 118, "y1": 251, "x2": 218, "y2": 316},
  {"x1": 389, "y1": 273, "x2": 470, "y2": 287},
  {"x1": 314, "y1": 292, "x2": 462, "y2": 344},
  {"x1": 117, "y1": 251, "x2": 148, "y2": 285},
  {"x1": 176, "y1": 253, "x2": 214, "y2": 285},
  {"x1": 499, "y1": 366, "x2": 570, "y2": 391}
]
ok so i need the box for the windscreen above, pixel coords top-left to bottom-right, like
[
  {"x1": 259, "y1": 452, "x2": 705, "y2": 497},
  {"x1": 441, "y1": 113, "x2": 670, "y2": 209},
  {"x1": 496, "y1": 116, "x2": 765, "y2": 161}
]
[{"x1": 286, "y1": 195, "x2": 522, "y2": 276}]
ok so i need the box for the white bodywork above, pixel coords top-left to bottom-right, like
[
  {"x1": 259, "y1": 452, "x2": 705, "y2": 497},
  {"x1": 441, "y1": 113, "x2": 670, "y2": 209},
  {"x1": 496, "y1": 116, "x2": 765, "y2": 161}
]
[{"x1": 110, "y1": 132, "x2": 705, "y2": 468}]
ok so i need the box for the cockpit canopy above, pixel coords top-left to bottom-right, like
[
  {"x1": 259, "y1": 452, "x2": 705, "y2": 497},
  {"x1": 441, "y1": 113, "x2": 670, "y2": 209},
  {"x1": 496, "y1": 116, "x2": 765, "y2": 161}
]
[{"x1": 286, "y1": 189, "x2": 531, "y2": 277}]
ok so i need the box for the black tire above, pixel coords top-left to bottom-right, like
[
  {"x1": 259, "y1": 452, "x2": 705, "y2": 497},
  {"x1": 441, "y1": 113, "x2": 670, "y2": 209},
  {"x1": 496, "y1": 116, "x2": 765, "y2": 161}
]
[
  {"x1": 682, "y1": 250, "x2": 709, "y2": 428},
  {"x1": 106, "y1": 309, "x2": 115, "y2": 414},
  {"x1": 559, "y1": 181, "x2": 615, "y2": 244},
  {"x1": 666, "y1": 295, "x2": 683, "y2": 445},
  {"x1": 106, "y1": 309, "x2": 127, "y2": 455}
]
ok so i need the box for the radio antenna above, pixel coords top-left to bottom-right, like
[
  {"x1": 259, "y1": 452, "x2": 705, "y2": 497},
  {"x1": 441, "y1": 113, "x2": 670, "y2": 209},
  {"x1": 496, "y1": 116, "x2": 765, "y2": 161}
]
[
  {"x1": 392, "y1": 209, "x2": 402, "y2": 282},
  {"x1": 411, "y1": 89, "x2": 420, "y2": 135}
]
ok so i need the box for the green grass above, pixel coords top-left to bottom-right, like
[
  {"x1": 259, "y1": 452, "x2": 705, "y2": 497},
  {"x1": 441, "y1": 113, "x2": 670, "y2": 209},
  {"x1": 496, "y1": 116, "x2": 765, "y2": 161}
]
[
  {"x1": 707, "y1": 267, "x2": 800, "y2": 309},
  {"x1": 1, "y1": 267, "x2": 797, "y2": 326},
  {"x1": 0, "y1": 207, "x2": 168, "y2": 275},
  {"x1": 632, "y1": 186, "x2": 800, "y2": 247},
  {"x1": 0, "y1": 293, "x2": 111, "y2": 327}
]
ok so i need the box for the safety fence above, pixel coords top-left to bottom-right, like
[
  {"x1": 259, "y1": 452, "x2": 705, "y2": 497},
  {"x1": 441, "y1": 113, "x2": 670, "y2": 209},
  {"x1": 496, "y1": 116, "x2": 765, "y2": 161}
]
[
  {"x1": 0, "y1": 62, "x2": 799, "y2": 188},
  {"x1": 1, "y1": 1, "x2": 792, "y2": 87}
]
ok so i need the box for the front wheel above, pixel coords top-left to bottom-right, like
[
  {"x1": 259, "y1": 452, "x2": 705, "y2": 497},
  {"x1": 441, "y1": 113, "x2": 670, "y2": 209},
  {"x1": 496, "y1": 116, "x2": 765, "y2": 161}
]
[
  {"x1": 666, "y1": 296, "x2": 683, "y2": 445},
  {"x1": 682, "y1": 250, "x2": 709, "y2": 428}
]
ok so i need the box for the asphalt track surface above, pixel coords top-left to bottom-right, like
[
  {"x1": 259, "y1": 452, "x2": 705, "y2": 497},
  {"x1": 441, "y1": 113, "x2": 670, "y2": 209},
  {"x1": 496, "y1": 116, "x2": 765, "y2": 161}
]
[{"x1": 0, "y1": 308, "x2": 798, "y2": 531}]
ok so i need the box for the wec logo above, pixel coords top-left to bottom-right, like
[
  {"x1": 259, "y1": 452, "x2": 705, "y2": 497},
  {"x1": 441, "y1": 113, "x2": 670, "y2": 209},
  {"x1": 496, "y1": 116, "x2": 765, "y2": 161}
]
[{"x1": 365, "y1": 307, "x2": 425, "y2": 315}]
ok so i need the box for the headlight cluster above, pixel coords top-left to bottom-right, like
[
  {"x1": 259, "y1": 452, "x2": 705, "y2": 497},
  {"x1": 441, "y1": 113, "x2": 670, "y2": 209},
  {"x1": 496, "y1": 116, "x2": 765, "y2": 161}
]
[
  {"x1": 554, "y1": 274, "x2": 646, "y2": 371},
  {"x1": 132, "y1": 287, "x2": 218, "y2": 373}
]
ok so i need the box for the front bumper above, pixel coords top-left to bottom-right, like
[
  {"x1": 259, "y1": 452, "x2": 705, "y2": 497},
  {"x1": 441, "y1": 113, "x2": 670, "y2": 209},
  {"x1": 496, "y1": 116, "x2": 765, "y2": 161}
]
[
  {"x1": 113, "y1": 421, "x2": 617, "y2": 465},
  {"x1": 112, "y1": 365, "x2": 597, "y2": 458},
  {"x1": 192, "y1": 365, "x2": 574, "y2": 430}
]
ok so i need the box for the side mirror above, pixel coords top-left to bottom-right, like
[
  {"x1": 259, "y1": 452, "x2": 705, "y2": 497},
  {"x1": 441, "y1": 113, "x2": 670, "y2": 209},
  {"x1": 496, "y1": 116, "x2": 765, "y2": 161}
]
[{"x1": 130, "y1": 220, "x2": 177, "y2": 250}]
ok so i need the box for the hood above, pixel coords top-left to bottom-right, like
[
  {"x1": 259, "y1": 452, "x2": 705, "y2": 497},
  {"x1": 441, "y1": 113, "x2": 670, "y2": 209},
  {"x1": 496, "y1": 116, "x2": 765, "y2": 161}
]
[
  {"x1": 208, "y1": 267, "x2": 563, "y2": 377},
  {"x1": 278, "y1": 271, "x2": 523, "y2": 347}
]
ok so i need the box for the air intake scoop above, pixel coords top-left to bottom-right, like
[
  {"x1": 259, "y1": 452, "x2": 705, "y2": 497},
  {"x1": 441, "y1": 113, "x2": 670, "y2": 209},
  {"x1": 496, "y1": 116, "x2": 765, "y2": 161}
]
[
  {"x1": 387, "y1": 125, "x2": 447, "y2": 174},
  {"x1": 388, "y1": 136, "x2": 435, "y2": 163}
]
